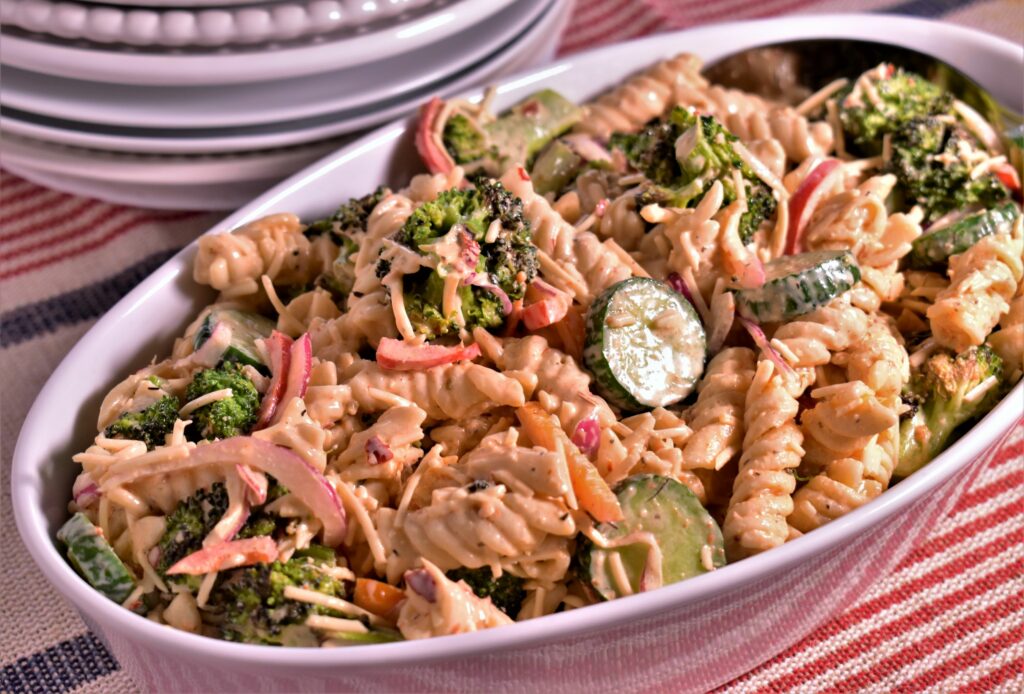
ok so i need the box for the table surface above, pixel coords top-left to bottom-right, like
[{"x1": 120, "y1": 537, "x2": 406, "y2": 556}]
[{"x1": 2, "y1": 0, "x2": 1022, "y2": 692}]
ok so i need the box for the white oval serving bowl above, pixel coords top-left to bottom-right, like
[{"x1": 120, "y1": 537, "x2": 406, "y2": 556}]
[{"x1": 11, "y1": 14, "x2": 1024, "y2": 693}]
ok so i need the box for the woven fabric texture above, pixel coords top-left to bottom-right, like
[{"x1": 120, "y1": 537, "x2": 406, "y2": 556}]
[{"x1": 1, "y1": 0, "x2": 1022, "y2": 692}]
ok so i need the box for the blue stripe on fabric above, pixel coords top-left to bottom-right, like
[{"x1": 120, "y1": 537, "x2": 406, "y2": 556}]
[
  {"x1": 0, "y1": 632, "x2": 118, "y2": 694},
  {"x1": 0, "y1": 248, "x2": 178, "y2": 348},
  {"x1": 883, "y1": 0, "x2": 983, "y2": 17}
]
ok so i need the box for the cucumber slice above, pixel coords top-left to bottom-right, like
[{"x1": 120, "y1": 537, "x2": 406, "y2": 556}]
[
  {"x1": 581, "y1": 474, "x2": 725, "y2": 601},
  {"x1": 194, "y1": 308, "x2": 276, "y2": 368},
  {"x1": 584, "y1": 277, "x2": 706, "y2": 411},
  {"x1": 485, "y1": 89, "x2": 582, "y2": 166},
  {"x1": 57, "y1": 513, "x2": 136, "y2": 603},
  {"x1": 733, "y1": 250, "x2": 860, "y2": 323},
  {"x1": 907, "y1": 202, "x2": 1020, "y2": 270},
  {"x1": 530, "y1": 139, "x2": 583, "y2": 195}
]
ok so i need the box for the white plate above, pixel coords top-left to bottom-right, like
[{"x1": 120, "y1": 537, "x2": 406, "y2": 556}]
[
  {"x1": 10, "y1": 16, "x2": 1024, "y2": 694},
  {"x1": 0, "y1": 0, "x2": 515, "y2": 85},
  {"x1": 1, "y1": 158, "x2": 285, "y2": 210},
  {"x1": 0, "y1": 0, "x2": 435, "y2": 47},
  {"x1": 0, "y1": 0, "x2": 550, "y2": 129},
  {"x1": 0, "y1": 0, "x2": 566, "y2": 155}
]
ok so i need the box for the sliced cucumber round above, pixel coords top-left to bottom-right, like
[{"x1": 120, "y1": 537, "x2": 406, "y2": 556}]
[
  {"x1": 58, "y1": 513, "x2": 136, "y2": 603},
  {"x1": 580, "y1": 474, "x2": 725, "y2": 601},
  {"x1": 733, "y1": 250, "x2": 860, "y2": 323},
  {"x1": 194, "y1": 308, "x2": 276, "y2": 369},
  {"x1": 907, "y1": 202, "x2": 1021, "y2": 270},
  {"x1": 583, "y1": 277, "x2": 706, "y2": 411}
]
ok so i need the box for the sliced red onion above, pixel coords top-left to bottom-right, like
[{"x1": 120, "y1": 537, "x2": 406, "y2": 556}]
[
  {"x1": 667, "y1": 272, "x2": 700, "y2": 318},
  {"x1": 365, "y1": 435, "x2": 394, "y2": 465},
  {"x1": 72, "y1": 472, "x2": 100, "y2": 508},
  {"x1": 255, "y1": 331, "x2": 292, "y2": 429},
  {"x1": 414, "y1": 97, "x2": 456, "y2": 175},
  {"x1": 528, "y1": 278, "x2": 560, "y2": 299},
  {"x1": 787, "y1": 158, "x2": 842, "y2": 255},
  {"x1": 458, "y1": 228, "x2": 480, "y2": 271},
  {"x1": 739, "y1": 316, "x2": 794, "y2": 377},
  {"x1": 464, "y1": 275, "x2": 513, "y2": 315},
  {"x1": 166, "y1": 536, "x2": 278, "y2": 576},
  {"x1": 405, "y1": 569, "x2": 437, "y2": 603},
  {"x1": 171, "y1": 437, "x2": 346, "y2": 546},
  {"x1": 571, "y1": 417, "x2": 600, "y2": 458},
  {"x1": 236, "y1": 464, "x2": 269, "y2": 505},
  {"x1": 272, "y1": 332, "x2": 312, "y2": 424}
]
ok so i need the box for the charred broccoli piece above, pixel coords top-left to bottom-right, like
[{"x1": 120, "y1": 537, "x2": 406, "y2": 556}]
[
  {"x1": 897, "y1": 345, "x2": 1004, "y2": 477},
  {"x1": 305, "y1": 186, "x2": 388, "y2": 241},
  {"x1": 440, "y1": 90, "x2": 581, "y2": 174},
  {"x1": 381, "y1": 179, "x2": 537, "y2": 338},
  {"x1": 613, "y1": 108, "x2": 776, "y2": 243},
  {"x1": 214, "y1": 558, "x2": 347, "y2": 645},
  {"x1": 443, "y1": 114, "x2": 492, "y2": 165},
  {"x1": 155, "y1": 483, "x2": 229, "y2": 577},
  {"x1": 104, "y1": 394, "x2": 179, "y2": 450},
  {"x1": 888, "y1": 117, "x2": 1011, "y2": 222},
  {"x1": 838, "y1": 64, "x2": 953, "y2": 154},
  {"x1": 445, "y1": 567, "x2": 526, "y2": 618},
  {"x1": 184, "y1": 363, "x2": 260, "y2": 441}
]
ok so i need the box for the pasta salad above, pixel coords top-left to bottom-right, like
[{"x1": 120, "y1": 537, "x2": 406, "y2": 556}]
[{"x1": 61, "y1": 54, "x2": 1023, "y2": 646}]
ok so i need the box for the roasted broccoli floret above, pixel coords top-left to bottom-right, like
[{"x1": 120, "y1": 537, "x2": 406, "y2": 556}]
[
  {"x1": 443, "y1": 114, "x2": 491, "y2": 165},
  {"x1": 838, "y1": 64, "x2": 952, "y2": 154},
  {"x1": 155, "y1": 483, "x2": 230, "y2": 576},
  {"x1": 613, "y1": 108, "x2": 776, "y2": 243},
  {"x1": 439, "y1": 90, "x2": 581, "y2": 174},
  {"x1": 104, "y1": 394, "x2": 179, "y2": 450},
  {"x1": 380, "y1": 179, "x2": 538, "y2": 338},
  {"x1": 888, "y1": 118, "x2": 1011, "y2": 222},
  {"x1": 445, "y1": 566, "x2": 526, "y2": 618},
  {"x1": 214, "y1": 558, "x2": 347, "y2": 645},
  {"x1": 305, "y1": 186, "x2": 388, "y2": 241},
  {"x1": 184, "y1": 363, "x2": 260, "y2": 441},
  {"x1": 897, "y1": 345, "x2": 1004, "y2": 477}
]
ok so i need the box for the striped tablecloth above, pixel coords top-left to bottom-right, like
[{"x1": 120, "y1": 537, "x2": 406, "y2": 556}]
[{"x1": 1, "y1": 1, "x2": 1022, "y2": 692}]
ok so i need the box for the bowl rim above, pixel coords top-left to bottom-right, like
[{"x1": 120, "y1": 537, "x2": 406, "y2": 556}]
[{"x1": 12, "y1": 11, "x2": 1024, "y2": 671}]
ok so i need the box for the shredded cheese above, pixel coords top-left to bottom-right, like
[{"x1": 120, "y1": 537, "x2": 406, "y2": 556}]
[
  {"x1": 795, "y1": 78, "x2": 849, "y2": 116},
  {"x1": 305, "y1": 614, "x2": 369, "y2": 634},
  {"x1": 179, "y1": 388, "x2": 233, "y2": 417}
]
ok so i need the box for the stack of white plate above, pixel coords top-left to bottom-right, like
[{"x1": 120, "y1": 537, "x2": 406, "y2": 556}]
[{"x1": 0, "y1": 0, "x2": 571, "y2": 209}]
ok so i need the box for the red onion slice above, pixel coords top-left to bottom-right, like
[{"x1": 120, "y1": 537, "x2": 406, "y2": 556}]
[
  {"x1": 667, "y1": 272, "x2": 700, "y2": 318},
  {"x1": 376, "y1": 338, "x2": 481, "y2": 371},
  {"x1": 255, "y1": 331, "x2": 292, "y2": 430},
  {"x1": 571, "y1": 417, "x2": 600, "y2": 458},
  {"x1": 414, "y1": 97, "x2": 456, "y2": 175},
  {"x1": 365, "y1": 436, "x2": 394, "y2": 465},
  {"x1": 787, "y1": 158, "x2": 842, "y2": 255},
  {"x1": 739, "y1": 317, "x2": 794, "y2": 377},
  {"x1": 236, "y1": 464, "x2": 269, "y2": 505},
  {"x1": 405, "y1": 568, "x2": 437, "y2": 603},
  {"x1": 272, "y1": 332, "x2": 312, "y2": 425}
]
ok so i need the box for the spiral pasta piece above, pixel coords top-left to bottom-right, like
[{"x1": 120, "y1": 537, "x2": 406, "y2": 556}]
[
  {"x1": 770, "y1": 294, "x2": 870, "y2": 372},
  {"x1": 723, "y1": 359, "x2": 803, "y2": 559},
  {"x1": 595, "y1": 193, "x2": 648, "y2": 252},
  {"x1": 193, "y1": 214, "x2": 335, "y2": 298},
  {"x1": 573, "y1": 53, "x2": 707, "y2": 139},
  {"x1": 675, "y1": 84, "x2": 833, "y2": 161},
  {"x1": 990, "y1": 294, "x2": 1024, "y2": 377},
  {"x1": 682, "y1": 347, "x2": 757, "y2": 471},
  {"x1": 927, "y1": 233, "x2": 1024, "y2": 352}
]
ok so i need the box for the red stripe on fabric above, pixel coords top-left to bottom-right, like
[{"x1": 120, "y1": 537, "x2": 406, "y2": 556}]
[
  {"x1": 826, "y1": 589, "x2": 1024, "y2": 692},
  {"x1": 560, "y1": 6, "x2": 660, "y2": 53},
  {"x1": 754, "y1": 527, "x2": 1024, "y2": 690},
  {"x1": 0, "y1": 185, "x2": 58, "y2": 215},
  {"x1": 0, "y1": 198, "x2": 103, "y2": 246},
  {"x1": 951, "y1": 468, "x2": 1024, "y2": 515},
  {"x1": 894, "y1": 627, "x2": 1024, "y2": 692},
  {"x1": 954, "y1": 657, "x2": 1024, "y2": 692},
  {"x1": 896, "y1": 497, "x2": 1024, "y2": 572},
  {"x1": 990, "y1": 433, "x2": 1023, "y2": 467},
  {"x1": 0, "y1": 206, "x2": 131, "y2": 262},
  {"x1": 0, "y1": 211, "x2": 200, "y2": 281}
]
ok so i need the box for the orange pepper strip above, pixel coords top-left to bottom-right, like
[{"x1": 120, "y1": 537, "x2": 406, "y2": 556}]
[
  {"x1": 354, "y1": 578, "x2": 405, "y2": 619},
  {"x1": 516, "y1": 403, "x2": 623, "y2": 523}
]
